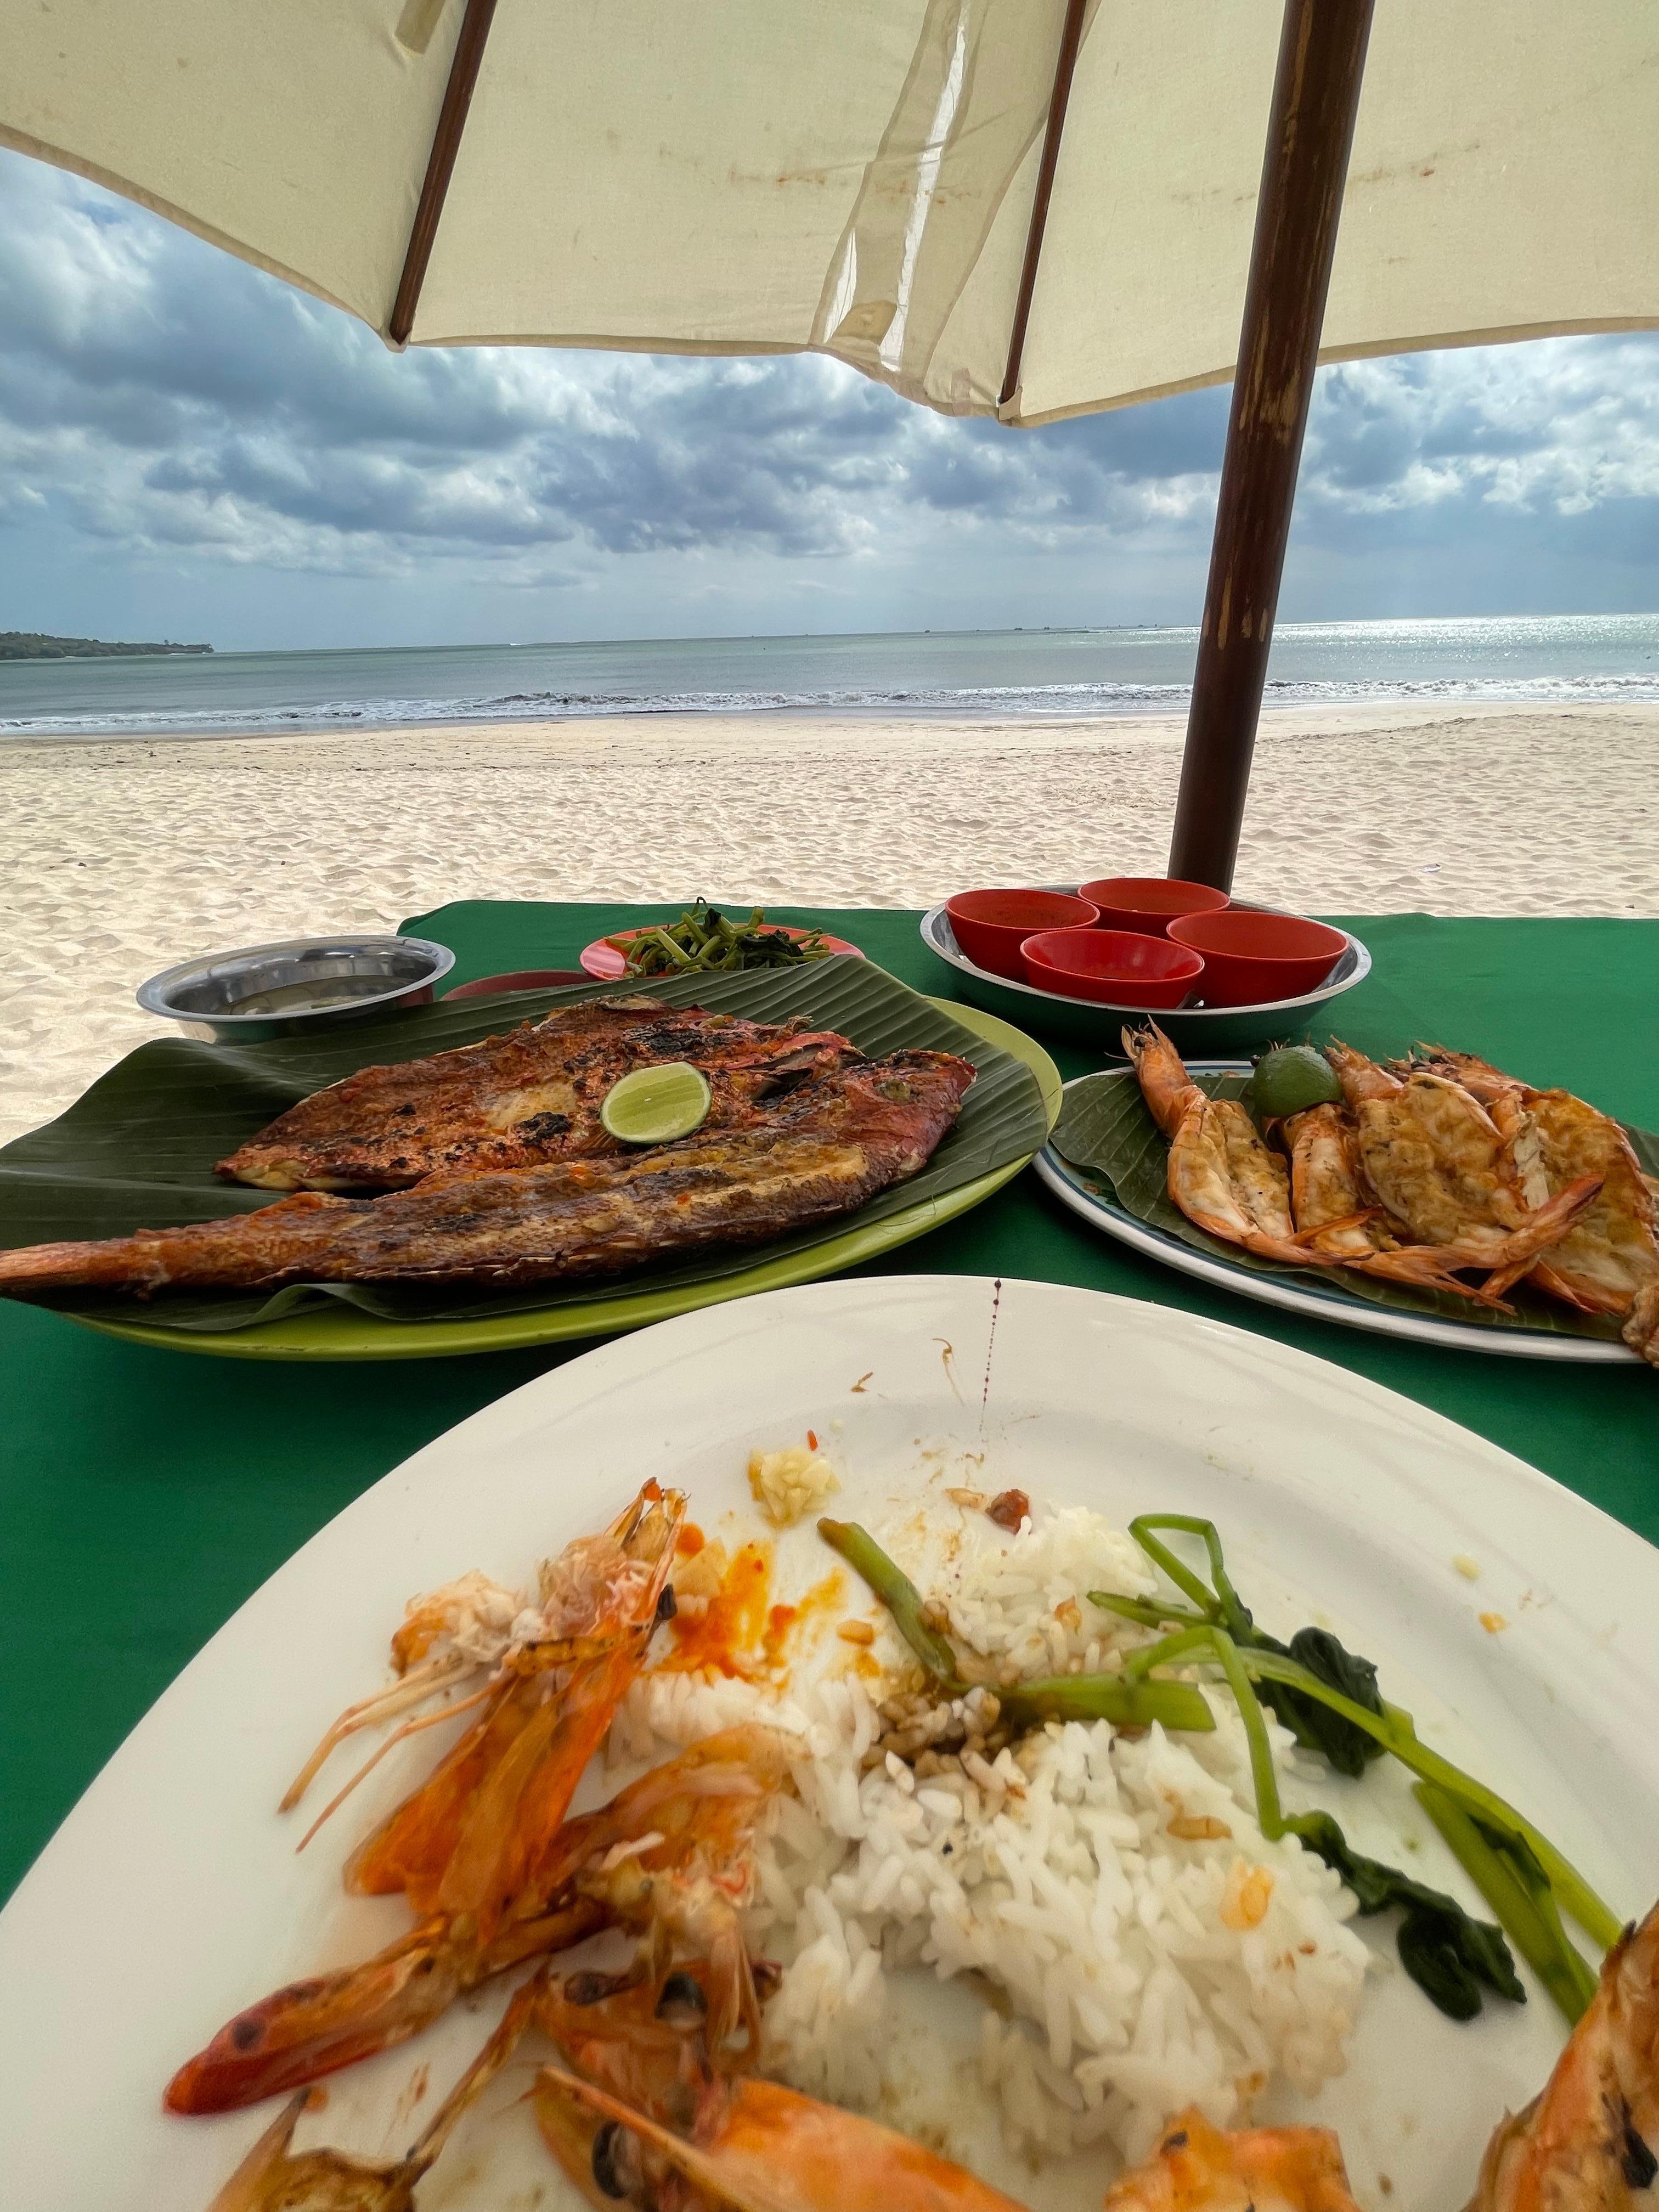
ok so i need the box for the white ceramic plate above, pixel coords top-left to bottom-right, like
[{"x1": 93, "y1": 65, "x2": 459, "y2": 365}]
[
  {"x1": 3, "y1": 1277, "x2": 1655, "y2": 2210},
  {"x1": 1039, "y1": 1068, "x2": 1637, "y2": 1363}
]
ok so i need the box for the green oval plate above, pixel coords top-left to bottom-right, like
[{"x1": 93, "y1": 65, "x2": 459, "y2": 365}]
[{"x1": 71, "y1": 1003, "x2": 1060, "y2": 1362}]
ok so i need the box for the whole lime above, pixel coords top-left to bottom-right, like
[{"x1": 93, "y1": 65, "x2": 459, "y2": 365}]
[
  {"x1": 1249, "y1": 1043, "x2": 1342, "y2": 1118},
  {"x1": 601, "y1": 1062, "x2": 712, "y2": 1144}
]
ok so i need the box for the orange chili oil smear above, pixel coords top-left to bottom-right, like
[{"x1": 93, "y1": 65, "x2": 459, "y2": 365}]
[
  {"x1": 766, "y1": 1570, "x2": 844, "y2": 1668},
  {"x1": 664, "y1": 1542, "x2": 844, "y2": 1679},
  {"x1": 664, "y1": 1542, "x2": 775, "y2": 1678}
]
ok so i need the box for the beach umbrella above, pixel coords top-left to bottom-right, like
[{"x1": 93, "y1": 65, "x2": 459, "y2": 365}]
[{"x1": 4, "y1": 0, "x2": 1655, "y2": 885}]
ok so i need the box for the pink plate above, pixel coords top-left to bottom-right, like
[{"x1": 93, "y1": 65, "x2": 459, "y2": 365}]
[{"x1": 580, "y1": 923, "x2": 865, "y2": 981}]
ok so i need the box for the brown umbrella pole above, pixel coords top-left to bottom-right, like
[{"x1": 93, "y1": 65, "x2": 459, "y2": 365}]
[{"x1": 1167, "y1": 0, "x2": 1375, "y2": 891}]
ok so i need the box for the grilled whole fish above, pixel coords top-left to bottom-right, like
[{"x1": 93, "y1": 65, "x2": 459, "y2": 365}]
[
  {"x1": 217, "y1": 998, "x2": 860, "y2": 1192},
  {"x1": 0, "y1": 1052, "x2": 975, "y2": 1300}
]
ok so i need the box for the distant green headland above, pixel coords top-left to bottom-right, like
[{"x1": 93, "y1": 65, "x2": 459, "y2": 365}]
[{"x1": 0, "y1": 632, "x2": 213, "y2": 661}]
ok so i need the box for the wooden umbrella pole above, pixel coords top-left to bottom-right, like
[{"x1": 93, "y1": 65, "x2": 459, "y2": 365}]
[{"x1": 1167, "y1": 0, "x2": 1374, "y2": 891}]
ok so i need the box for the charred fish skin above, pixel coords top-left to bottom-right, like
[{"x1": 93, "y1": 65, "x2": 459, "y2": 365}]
[
  {"x1": 215, "y1": 1000, "x2": 861, "y2": 1193},
  {"x1": 0, "y1": 1052, "x2": 975, "y2": 1301}
]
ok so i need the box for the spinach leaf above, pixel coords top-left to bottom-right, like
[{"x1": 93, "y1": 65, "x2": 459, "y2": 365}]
[
  {"x1": 1292, "y1": 1810, "x2": 1524, "y2": 2019},
  {"x1": 1252, "y1": 1626, "x2": 1387, "y2": 1779}
]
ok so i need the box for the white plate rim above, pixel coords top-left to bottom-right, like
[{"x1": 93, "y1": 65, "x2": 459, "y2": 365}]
[
  {"x1": 4, "y1": 1274, "x2": 1656, "y2": 2207},
  {"x1": 1039, "y1": 1070, "x2": 1637, "y2": 1364}
]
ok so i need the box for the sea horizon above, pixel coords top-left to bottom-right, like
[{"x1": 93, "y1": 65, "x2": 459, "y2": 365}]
[{"x1": 2, "y1": 611, "x2": 1657, "y2": 743}]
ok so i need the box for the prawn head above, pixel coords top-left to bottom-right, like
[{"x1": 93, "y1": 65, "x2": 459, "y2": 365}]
[
  {"x1": 1468, "y1": 1895, "x2": 1659, "y2": 2212},
  {"x1": 533, "y1": 2064, "x2": 1032, "y2": 2212}
]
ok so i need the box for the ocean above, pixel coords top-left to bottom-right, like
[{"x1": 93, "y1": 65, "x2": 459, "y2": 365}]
[{"x1": 2, "y1": 613, "x2": 1656, "y2": 742}]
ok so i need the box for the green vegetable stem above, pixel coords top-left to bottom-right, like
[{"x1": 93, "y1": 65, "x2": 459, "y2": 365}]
[
  {"x1": 1094, "y1": 1514, "x2": 1387, "y2": 1776},
  {"x1": 816, "y1": 1518, "x2": 1214, "y2": 1737},
  {"x1": 1098, "y1": 1514, "x2": 1620, "y2": 2024},
  {"x1": 1416, "y1": 1783, "x2": 1600, "y2": 2022}
]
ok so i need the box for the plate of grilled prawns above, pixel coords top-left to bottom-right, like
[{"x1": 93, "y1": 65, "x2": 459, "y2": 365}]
[
  {"x1": 1037, "y1": 1026, "x2": 1659, "y2": 1364},
  {"x1": 1, "y1": 1275, "x2": 1656, "y2": 2209}
]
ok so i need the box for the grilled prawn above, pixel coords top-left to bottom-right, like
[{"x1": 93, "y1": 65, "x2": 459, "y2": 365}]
[
  {"x1": 1123, "y1": 1023, "x2": 1324, "y2": 1268},
  {"x1": 165, "y1": 1483, "x2": 685, "y2": 2113},
  {"x1": 1324, "y1": 1042, "x2": 1601, "y2": 1289},
  {"x1": 1469, "y1": 1897, "x2": 1659, "y2": 2212},
  {"x1": 1124, "y1": 1025, "x2": 1594, "y2": 1305},
  {"x1": 1400, "y1": 1047, "x2": 1659, "y2": 1364},
  {"x1": 1281, "y1": 1101, "x2": 1522, "y2": 1304}
]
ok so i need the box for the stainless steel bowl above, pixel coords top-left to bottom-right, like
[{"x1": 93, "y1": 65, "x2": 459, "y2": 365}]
[{"x1": 136, "y1": 934, "x2": 456, "y2": 1043}]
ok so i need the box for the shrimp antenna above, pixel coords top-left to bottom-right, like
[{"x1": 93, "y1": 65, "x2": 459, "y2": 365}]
[
  {"x1": 296, "y1": 1681, "x2": 495, "y2": 1853},
  {"x1": 280, "y1": 1650, "x2": 476, "y2": 1812}
]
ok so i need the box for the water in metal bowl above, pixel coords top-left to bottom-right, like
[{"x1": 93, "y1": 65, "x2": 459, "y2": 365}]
[{"x1": 136, "y1": 935, "x2": 456, "y2": 1043}]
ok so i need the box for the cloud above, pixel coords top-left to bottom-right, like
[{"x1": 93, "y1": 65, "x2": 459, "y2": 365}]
[
  {"x1": 0, "y1": 147, "x2": 1229, "y2": 582},
  {"x1": 0, "y1": 143, "x2": 1654, "y2": 637},
  {"x1": 1301, "y1": 343, "x2": 1659, "y2": 518}
]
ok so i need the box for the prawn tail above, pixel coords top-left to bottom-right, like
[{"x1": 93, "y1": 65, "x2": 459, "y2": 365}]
[
  {"x1": 1324, "y1": 1041, "x2": 1401, "y2": 1105},
  {"x1": 1499, "y1": 1172, "x2": 1604, "y2": 1262},
  {"x1": 1530, "y1": 1261, "x2": 1628, "y2": 1318}
]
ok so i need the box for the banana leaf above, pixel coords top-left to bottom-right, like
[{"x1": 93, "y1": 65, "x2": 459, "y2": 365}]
[
  {"x1": 1051, "y1": 1070, "x2": 1656, "y2": 1342},
  {"x1": 0, "y1": 962, "x2": 1048, "y2": 1334}
]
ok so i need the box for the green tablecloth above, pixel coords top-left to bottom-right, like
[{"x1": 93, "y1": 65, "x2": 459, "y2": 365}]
[{"x1": 2, "y1": 902, "x2": 1654, "y2": 1905}]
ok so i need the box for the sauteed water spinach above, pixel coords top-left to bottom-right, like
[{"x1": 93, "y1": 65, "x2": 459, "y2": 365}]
[{"x1": 613, "y1": 901, "x2": 834, "y2": 975}]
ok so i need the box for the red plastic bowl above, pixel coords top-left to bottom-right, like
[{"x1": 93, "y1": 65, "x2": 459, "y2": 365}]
[
  {"x1": 1167, "y1": 910, "x2": 1350, "y2": 1007},
  {"x1": 1020, "y1": 928, "x2": 1205, "y2": 1008},
  {"x1": 443, "y1": 968, "x2": 588, "y2": 998},
  {"x1": 1077, "y1": 876, "x2": 1231, "y2": 938},
  {"x1": 945, "y1": 889, "x2": 1099, "y2": 980}
]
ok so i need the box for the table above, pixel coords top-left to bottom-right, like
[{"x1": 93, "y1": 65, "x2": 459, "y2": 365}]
[{"x1": 3, "y1": 902, "x2": 1655, "y2": 1905}]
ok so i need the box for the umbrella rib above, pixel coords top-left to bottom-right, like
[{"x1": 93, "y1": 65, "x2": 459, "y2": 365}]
[
  {"x1": 998, "y1": 0, "x2": 1089, "y2": 415},
  {"x1": 388, "y1": 0, "x2": 501, "y2": 346}
]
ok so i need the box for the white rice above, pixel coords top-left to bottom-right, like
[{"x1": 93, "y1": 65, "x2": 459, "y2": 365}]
[{"x1": 616, "y1": 1500, "x2": 1369, "y2": 2166}]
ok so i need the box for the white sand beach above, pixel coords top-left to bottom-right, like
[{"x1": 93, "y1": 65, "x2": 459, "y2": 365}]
[{"x1": 2, "y1": 699, "x2": 1655, "y2": 1148}]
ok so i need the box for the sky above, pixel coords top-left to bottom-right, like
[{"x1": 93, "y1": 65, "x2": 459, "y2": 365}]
[{"x1": 1, "y1": 145, "x2": 1655, "y2": 653}]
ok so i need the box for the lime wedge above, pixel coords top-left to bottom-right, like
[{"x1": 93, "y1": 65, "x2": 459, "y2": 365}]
[
  {"x1": 600, "y1": 1062, "x2": 712, "y2": 1144},
  {"x1": 1248, "y1": 1043, "x2": 1343, "y2": 1118}
]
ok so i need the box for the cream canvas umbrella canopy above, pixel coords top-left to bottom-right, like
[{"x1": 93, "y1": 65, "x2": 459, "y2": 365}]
[{"x1": 4, "y1": 0, "x2": 1656, "y2": 878}]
